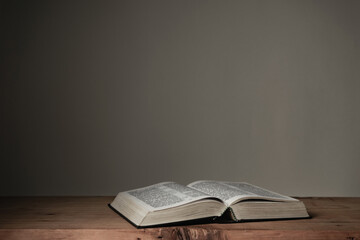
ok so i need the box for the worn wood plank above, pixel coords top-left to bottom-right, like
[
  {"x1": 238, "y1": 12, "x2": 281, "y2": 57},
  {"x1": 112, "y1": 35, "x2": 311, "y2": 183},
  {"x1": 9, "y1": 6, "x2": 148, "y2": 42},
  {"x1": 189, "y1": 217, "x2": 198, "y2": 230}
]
[{"x1": 0, "y1": 197, "x2": 359, "y2": 239}]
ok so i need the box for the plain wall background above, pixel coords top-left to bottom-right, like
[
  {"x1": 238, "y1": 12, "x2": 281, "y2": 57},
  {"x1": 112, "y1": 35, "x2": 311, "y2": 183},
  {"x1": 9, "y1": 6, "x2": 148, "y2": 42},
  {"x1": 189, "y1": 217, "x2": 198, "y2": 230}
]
[{"x1": 1, "y1": 0, "x2": 360, "y2": 196}]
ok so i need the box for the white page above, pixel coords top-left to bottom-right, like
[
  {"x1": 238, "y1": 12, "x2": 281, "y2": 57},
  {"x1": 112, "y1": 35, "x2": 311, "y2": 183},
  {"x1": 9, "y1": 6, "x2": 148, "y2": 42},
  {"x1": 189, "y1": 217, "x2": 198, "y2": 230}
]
[
  {"x1": 188, "y1": 180, "x2": 296, "y2": 206},
  {"x1": 124, "y1": 182, "x2": 218, "y2": 211}
]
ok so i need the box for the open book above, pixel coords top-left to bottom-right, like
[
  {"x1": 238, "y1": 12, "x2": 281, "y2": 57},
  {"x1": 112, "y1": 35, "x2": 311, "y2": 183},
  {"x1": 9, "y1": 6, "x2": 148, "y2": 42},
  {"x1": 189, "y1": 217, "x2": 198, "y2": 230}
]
[{"x1": 109, "y1": 180, "x2": 309, "y2": 227}]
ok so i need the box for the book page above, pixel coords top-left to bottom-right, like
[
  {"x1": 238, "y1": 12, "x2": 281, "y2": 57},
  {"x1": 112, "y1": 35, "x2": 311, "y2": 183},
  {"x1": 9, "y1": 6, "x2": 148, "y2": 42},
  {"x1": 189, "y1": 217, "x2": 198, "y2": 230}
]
[
  {"x1": 188, "y1": 180, "x2": 296, "y2": 206},
  {"x1": 124, "y1": 182, "x2": 219, "y2": 211},
  {"x1": 225, "y1": 182, "x2": 296, "y2": 201}
]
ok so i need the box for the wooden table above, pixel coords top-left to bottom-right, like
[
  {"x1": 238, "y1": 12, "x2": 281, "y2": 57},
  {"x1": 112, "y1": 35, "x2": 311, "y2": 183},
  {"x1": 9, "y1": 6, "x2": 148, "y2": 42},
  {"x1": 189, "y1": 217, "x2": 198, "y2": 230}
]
[{"x1": 0, "y1": 197, "x2": 359, "y2": 239}]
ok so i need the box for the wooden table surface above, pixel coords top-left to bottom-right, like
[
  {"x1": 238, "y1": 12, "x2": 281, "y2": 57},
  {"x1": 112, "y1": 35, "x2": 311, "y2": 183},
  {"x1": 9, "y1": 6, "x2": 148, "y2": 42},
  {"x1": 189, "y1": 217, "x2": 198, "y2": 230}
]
[{"x1": 0, "y1": 197, "x2": 359, "y2": 239}]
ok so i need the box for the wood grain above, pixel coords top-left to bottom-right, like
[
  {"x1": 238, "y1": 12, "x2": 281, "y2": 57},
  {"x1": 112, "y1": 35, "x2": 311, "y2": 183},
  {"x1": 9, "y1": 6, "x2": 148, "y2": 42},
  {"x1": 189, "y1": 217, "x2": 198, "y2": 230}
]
[{"x1": 0, "y1": 197, "x2": 359, "y2": 239}]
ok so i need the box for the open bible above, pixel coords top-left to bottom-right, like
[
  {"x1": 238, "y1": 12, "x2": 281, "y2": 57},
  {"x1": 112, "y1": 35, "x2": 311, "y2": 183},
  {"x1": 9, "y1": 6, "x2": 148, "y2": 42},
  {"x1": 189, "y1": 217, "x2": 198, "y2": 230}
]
[{"x1": 109, "y1": 180, "x2": 309, "y2": 227}]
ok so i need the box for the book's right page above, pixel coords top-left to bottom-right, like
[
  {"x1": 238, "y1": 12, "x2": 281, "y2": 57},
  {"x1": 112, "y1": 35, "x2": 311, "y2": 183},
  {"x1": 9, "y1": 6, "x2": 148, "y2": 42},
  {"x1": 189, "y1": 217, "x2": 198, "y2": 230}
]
[{"x1": 188, "y1": 180, "x2": 297, "y2": 206}]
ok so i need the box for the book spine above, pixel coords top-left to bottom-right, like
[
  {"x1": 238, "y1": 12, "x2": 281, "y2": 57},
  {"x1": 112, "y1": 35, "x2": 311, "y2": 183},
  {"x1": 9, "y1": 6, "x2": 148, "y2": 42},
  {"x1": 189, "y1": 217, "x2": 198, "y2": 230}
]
[{"x1": 229, "y1": 207, "x2": 238, "y2": 222}]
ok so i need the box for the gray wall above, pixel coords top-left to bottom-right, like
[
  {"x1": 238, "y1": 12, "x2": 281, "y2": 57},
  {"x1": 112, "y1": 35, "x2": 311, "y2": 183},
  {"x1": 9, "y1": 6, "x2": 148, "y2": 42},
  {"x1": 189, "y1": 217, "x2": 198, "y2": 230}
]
[{"x1": 1, "y1": 0, "x2": 360, "y2": 196}]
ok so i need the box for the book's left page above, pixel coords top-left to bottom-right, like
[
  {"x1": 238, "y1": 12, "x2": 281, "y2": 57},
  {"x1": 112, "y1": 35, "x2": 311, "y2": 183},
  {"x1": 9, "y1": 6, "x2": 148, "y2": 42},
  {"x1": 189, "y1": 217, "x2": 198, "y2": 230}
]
[
  {"x1": 110, "y1": 182, "x2": 225, "y2": 226},
  {"x1": 113, "y1": 182, "x2": 217, "y2": 211}
]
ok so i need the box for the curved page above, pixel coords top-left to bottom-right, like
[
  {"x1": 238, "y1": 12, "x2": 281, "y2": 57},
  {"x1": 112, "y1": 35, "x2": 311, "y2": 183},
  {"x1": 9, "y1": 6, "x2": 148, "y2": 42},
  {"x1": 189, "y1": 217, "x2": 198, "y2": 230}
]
[
  {"x1": 188, "y1": 180, "x2": 297, "y2": 206},
  {"x1": 124, "y1": 182, "x2": 222, "y2": 211}
]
